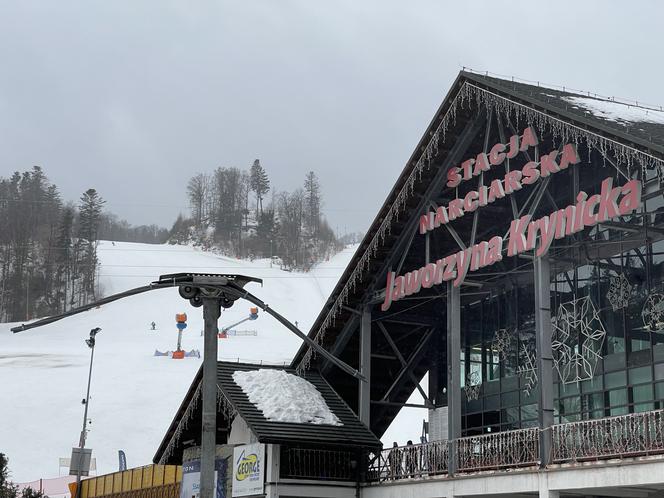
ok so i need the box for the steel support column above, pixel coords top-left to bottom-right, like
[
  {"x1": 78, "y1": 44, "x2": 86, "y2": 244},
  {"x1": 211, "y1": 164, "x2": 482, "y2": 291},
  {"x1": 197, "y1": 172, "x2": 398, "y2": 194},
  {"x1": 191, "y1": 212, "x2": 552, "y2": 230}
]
[
  {"x1": 534, "y1": 255, "x2": 554, "y2": 467},
  {"x1": 201, "y1": 298, "x2": 221, "y2": 498},
  {"x1": 359, "y1": 305, "x2": 371, "y2": 426},
  {"x1": 446, "y1": 282, "x2": 461, "y2": 475}
]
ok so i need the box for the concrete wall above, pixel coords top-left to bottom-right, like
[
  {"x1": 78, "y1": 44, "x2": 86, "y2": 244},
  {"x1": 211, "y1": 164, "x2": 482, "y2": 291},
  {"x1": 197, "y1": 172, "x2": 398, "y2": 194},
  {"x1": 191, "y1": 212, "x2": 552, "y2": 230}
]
[{"x1": 362, "y1": 457, "x2": 664, "y2": 498}]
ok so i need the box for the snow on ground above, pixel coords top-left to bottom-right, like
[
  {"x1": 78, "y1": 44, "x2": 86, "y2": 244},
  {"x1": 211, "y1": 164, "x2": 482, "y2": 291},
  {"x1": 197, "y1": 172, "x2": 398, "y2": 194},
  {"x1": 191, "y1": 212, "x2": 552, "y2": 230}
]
[
  {"x1": 0, "y1": 241, "x2": 357, "y2": 482},
  {"x1": 232, "y1": 369, "x2": 341, "y2": 426}
]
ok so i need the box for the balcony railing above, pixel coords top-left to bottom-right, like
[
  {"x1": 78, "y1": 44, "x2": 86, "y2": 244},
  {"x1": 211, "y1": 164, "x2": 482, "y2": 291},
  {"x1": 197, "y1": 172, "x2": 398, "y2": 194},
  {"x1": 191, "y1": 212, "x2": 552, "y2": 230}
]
[
  {"x1": 551, "y1": 409, "x2": 664, "y2": 463},
  {"x1": 368, "y1": 440, "x2": 449, "y2": 481},
  {"x1": 282, "y1": 409, "x2": 664, "y2": 484},
  {"x1": 280, "y1": 447, "x2": 356, "y2": 481},
  {"x1": 457, "y1": 428, "x2": 539, "y2": 472}
]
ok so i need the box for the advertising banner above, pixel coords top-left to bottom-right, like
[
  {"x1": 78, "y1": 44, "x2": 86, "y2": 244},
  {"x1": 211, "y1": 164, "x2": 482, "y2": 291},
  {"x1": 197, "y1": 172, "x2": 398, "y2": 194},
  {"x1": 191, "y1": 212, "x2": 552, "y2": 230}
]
[
  {"x1": 180, "y1": 457, "x2": 230, "y2": 498},
  {"x1": 232, "y1": 443, "x2": 265, "y2": 497}
]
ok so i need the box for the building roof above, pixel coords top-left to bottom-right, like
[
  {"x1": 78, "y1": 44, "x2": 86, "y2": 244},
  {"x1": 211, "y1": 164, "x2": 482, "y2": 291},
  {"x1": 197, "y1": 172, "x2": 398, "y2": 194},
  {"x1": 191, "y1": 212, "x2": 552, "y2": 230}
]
[
  {"x1": 153, "y1": 361, "x2": 381, "y2": 465},
  {"x1": 219, "y1": 362, "x2": 381, "y2": 448},
  {"x1": 468, "y1": 72, "x2": 664, "y2": 153},
  {"x1": 289, "y1": 70, "x2": 664, "y2": 438}
]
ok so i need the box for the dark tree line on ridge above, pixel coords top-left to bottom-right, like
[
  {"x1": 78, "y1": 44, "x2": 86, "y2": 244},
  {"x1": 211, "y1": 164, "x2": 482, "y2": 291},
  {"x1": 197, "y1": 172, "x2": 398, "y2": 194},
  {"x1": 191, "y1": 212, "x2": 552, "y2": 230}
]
[
  {"x1": 0, "y1": 166, "x2": 168, "y2": 322},
  {"x1": 176, "y1": 160, "x2": 341, "y2": 269}
]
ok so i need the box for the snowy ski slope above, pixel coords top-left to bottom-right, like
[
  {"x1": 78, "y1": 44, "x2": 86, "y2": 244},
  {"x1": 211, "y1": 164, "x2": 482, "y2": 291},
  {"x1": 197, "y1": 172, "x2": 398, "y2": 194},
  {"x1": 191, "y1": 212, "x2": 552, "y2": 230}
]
[{"x1": 0, "y1": 241, "x2": 424, "y2": 482}]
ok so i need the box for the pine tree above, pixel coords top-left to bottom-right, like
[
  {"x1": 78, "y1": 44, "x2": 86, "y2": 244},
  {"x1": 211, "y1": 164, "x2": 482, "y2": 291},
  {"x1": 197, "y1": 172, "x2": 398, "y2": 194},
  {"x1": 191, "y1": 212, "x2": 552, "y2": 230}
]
[
  {"x1": 54, "y1": 207, "x2": 75, "y2": 312},
  {"x1": 77, "y1": 189, "x2": 105, "y2": 302},
  {"x1": 0, "y1": 453, "x2": 16, "y2": 498},
  {"x1": 78, "y1": 189, "x2": 104, "y2": 243},
  {"x1": 249, "y1": 160, "x2": 270, "y2": 218}
]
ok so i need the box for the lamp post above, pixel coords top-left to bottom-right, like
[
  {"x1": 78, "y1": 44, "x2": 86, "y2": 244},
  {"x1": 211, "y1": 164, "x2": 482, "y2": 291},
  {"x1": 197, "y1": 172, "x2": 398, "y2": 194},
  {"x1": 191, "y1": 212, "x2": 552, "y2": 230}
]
[{"x1": 75, "y1": 327, "x2": 101, "y2": 497}]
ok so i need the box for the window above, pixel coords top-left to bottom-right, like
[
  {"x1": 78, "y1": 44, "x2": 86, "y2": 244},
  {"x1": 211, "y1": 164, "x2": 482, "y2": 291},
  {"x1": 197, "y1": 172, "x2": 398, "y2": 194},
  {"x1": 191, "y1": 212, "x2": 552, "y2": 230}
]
[
  {"x1": 608, "y1": 388, "x2": 628, "y2": 407},
  {"x1": 605, "y1": 371, "x2": 627, "y2": 389},
  {"x1": 629, "y1": 366, "x2": 653, "y2": 384},
  {"x1": 632, "y1": 384, "x2": 653, "y2": 403}
]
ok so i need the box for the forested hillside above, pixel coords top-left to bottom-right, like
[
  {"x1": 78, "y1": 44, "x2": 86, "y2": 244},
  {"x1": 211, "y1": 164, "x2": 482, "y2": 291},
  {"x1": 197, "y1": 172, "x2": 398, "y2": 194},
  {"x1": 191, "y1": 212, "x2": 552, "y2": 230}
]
[
  {"x1": 176, "y1": 160, "x2": 341, "y2": 270},
  {"x1": 0, "y1": 163, "x2": 350, "y2": 322},
  {"x1": 0, "y1": 167, "x2": 167, "y2": 322}
]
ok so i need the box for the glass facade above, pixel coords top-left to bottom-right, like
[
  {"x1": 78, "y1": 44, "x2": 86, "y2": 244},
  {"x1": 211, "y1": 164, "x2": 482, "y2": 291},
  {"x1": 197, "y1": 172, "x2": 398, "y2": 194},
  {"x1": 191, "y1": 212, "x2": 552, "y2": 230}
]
[{"x1": 456, "y1": 147, "x2": 664, "y2": 436}]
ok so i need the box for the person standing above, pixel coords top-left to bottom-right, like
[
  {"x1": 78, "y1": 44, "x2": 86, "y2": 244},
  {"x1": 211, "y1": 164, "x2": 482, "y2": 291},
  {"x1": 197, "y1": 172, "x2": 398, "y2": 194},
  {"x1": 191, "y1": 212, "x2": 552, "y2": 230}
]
[
  {"x1": 388, "y1": 442, "x2": 402, "y2": 479},
  {"x1": 405, "y1": 440, "x2": 417, "y2": 477}
]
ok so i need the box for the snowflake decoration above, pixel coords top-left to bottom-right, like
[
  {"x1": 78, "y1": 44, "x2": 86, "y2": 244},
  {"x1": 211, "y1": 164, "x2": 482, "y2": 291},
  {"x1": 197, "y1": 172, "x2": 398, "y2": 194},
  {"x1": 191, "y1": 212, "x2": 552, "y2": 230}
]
[
  {"x1": 607, "y1": 273, "x2": 632, "y2": 311},
  {"x1": 642, "y1": 293, "x2": 664, "y2": 333},
  {"x1": 492, "y1": 328, "x2": 513, "y2": 361},
  {"x1": 518, "y1": 342, "x2": 538, "y2": 397},
  {"x1": 552, "y1": 297, "x2": 606, "y2": 384},
  {"x1": 465, "y1": 371, "x2": 482, "y2": 401}
]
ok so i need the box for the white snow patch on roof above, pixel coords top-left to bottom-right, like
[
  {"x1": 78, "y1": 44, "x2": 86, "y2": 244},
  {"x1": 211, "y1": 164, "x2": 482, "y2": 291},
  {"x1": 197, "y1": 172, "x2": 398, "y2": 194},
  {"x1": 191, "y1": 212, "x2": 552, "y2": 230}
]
[
  {"x1": 232, "y1": 369, "x2": 342, "y2": 426},
  {"x1": 563, "y1": 96, "x2": 664, "y2": 126}
]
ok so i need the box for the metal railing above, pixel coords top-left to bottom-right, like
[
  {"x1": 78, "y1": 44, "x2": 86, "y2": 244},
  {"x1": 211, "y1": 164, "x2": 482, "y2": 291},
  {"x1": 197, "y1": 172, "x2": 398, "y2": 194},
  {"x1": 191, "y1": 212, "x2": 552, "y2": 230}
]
[
  {"x1": 282, "y1": 409, "x2": 664, "y2": 484},
  {"x1": 368, "y1": 440, "x2": 449, "y2": 481},
  {"x1": 551, "y1": 409, "x2": 664, "y2": 463},
  {"x1": 280, "y1": 447, "x2": 356, "y2": 481},
  {"x1": 457, "y1": 428, "x2": 539, "y2": 472}
]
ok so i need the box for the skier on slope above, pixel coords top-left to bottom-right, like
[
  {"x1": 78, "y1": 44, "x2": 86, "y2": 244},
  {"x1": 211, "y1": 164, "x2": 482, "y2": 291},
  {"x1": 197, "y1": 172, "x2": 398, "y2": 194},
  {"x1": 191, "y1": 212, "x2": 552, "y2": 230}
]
[{"x1": 150, "y1": 321, "x2": 156, "y2": 330}]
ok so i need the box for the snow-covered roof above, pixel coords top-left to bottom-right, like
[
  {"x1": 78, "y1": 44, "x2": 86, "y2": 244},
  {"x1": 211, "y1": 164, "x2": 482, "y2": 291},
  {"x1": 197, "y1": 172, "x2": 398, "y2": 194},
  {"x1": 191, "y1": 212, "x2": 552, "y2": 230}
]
[
  {"x1": 462, "y1": 72, "x2": 664, "y2": 150},
  {"x1": 154, "y1": 362, "x2": 382, "y2": 464},
  {"x1": 232, "y1": 368, "x2": 342, "y2": 426},
  {"x1": 563, "y1": 95, "x2": 664, "y2": 127}
]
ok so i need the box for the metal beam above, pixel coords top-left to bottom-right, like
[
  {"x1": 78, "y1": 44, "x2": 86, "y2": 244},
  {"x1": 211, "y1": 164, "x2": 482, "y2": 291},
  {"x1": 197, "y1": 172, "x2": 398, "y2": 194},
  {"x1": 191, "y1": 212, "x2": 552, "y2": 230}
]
[
  {"x1": 371, "y1": 400, "x2": 431, "y2": 409},
  {"x1": 534, "y1": 255, "x2": 554, "y2": 467},
  {"x1": 496, "y1": 112, "x2": 520, "y2": 220},
  {"x1": 602, "y1": 220, "x2": 664, "y2": 235},
  {"x1": 372, "y1": 324, "x2": 426, "y2": 356},
  {"x1": 359, "y1": 306, "x2": 371, "y2": 426},
  {"x1": 380, "y1": 328, "x2": 434, "y2": 402},
  {"x1": 377, "y1": 322, "x2": 432, "y2": 406},
  {"x1": 342, "y1": 305, "x2": 362, "y2": 316},
  {"x1": 470, "y1": 109, "x2": 493, "y2": 247},
  {"x1": 371, "y1": 353, "x2": 398, "y2": 361},
  {"x1": 320, "y1": 314, "x2": 360, "y2": 374},
  {"x1": 446, "y1": 281, "x2": 461, "y2": 476},
  {"x1": 430, "y1": 200, "x2": 467, "y2": 250},
  {"x1": 375, "y1": 318, "x2": 435, "y2": 327},
  {"x1": 395, "y1": 223, "x2": 419, "y2": 276}
]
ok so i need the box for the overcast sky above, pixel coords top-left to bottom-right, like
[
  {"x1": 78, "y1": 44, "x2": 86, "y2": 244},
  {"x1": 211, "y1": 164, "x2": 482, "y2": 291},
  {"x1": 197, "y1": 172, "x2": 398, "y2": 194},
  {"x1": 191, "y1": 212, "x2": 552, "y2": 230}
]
[{"x1": 1, "y1": 1, "x2": 662, "y2": 234}]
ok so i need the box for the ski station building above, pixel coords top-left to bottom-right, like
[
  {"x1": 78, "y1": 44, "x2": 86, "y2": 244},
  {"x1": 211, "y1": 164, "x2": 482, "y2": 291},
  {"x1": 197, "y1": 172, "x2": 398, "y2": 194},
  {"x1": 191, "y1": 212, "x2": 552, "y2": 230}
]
[{"x1": 96, "y1": 70, "x2": 664, "y2": 498}]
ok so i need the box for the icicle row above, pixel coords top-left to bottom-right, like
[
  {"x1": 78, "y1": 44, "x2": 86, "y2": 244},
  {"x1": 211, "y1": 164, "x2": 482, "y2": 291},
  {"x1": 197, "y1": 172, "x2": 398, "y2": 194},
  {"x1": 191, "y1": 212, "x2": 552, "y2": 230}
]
[
  {"x1": 462, "y1": 82, "x2": 664, "y2": 180},
  {"x1": 218, "y1": 386, "x2": 237, "y2": 419},
  {"x1": 158, "y1": 383, "x2": 237, "y2": 463},
  {"x1": 158, "y1": 382, "x2": 202, "y2": 463}
]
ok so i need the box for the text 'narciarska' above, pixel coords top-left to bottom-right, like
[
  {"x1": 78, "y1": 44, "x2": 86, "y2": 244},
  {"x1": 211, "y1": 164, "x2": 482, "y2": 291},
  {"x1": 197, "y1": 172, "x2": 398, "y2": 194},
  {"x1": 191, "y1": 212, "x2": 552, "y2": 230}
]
[{"x1": 381, "y1": 177, "x2": 641, "y2": 311}]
